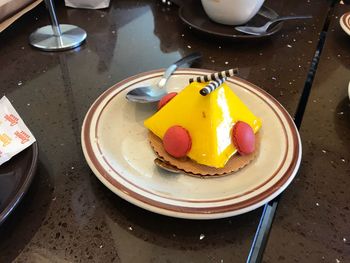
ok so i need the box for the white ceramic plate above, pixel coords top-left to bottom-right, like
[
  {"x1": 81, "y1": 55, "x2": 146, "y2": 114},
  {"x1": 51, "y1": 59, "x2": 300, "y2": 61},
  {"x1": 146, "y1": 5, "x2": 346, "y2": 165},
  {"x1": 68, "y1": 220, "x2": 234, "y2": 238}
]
[
  {"x1": 81, "y1": 69, "x2": 302, "y2": 219},
  {"x1": 340, "y1": 12, "x2": 350, "y2": 36}
]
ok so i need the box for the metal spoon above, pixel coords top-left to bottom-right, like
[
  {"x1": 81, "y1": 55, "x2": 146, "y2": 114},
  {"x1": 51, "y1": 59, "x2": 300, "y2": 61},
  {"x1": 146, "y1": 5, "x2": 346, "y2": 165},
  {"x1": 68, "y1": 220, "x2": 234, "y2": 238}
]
[
  {"x1": 154, "y1": 158, "x2": 181, "y2": 173},
  {"x1": 126, "y1": 52, "x2": 201, "y2": 103},
  {"x1": 235, "y1": 15, "x2": 312, "y2": 36}
]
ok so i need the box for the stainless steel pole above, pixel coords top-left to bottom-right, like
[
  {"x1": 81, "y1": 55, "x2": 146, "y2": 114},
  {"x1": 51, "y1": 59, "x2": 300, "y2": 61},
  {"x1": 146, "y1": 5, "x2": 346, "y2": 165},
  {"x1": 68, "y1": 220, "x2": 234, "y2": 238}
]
[{"x1": 44, "y1": 0, "x2": 62, "y2": 36}]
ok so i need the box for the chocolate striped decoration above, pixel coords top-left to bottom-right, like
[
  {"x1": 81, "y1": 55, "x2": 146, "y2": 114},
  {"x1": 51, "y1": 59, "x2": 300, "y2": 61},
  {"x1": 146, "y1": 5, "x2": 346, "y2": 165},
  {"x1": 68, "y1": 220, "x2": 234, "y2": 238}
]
[
  {"x1": 189, "y1": 68, "x2": 238, "y2": 83},
  {"x1": 199, "y1": 77, "x2": 226, "y2": 96}
]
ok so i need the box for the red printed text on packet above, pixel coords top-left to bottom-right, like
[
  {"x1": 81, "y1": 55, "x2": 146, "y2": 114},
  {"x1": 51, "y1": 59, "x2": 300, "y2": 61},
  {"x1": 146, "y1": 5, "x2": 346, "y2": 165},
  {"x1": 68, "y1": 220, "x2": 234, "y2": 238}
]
[
  {"x1": 14, "y1": 130, "x2": 30, "y2": 144},
  {"x1": 4, "y1": 114, "x2": 19, "y2": 126}
]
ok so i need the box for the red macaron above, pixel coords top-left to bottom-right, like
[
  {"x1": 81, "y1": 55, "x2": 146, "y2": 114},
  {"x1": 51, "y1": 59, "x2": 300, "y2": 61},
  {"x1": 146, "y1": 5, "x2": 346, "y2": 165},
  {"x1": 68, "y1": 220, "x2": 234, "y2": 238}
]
[
  {"x1": 231, "y1": 121, "x2": 255, "y2": 155},
  {"x1": 158, "y1": 92, "x2": 178, "y2": 110},
  {"x1": 163, "y1": 125, "x2": 192, "y2": 158}
]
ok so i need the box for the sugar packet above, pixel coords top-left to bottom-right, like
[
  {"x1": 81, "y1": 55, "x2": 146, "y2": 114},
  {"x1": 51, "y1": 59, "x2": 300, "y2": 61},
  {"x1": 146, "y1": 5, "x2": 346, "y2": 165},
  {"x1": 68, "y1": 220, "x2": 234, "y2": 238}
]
[{"x1": 0, "y1": 96, "x2": 36, "y2": 166}]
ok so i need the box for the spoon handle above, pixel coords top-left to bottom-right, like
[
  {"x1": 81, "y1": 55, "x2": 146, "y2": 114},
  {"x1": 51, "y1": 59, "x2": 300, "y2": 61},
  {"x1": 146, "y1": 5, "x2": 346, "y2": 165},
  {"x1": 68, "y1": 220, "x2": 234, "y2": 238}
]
[
  {"x1": 271, "y1": 15, "x2": 313, "y2": 25},
  {"x1": 158, "y1": 52, "x2": 202, "y2": 88},
  {"x1": 173, "y1": 52, "x2": 202, "y2": 67}
]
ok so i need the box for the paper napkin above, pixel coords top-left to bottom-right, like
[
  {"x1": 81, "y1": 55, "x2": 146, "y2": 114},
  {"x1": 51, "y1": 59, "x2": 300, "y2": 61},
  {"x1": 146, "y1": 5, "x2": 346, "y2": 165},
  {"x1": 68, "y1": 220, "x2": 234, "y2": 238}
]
[{"x1": 0, "y1": 96, "x2": 36, "y2": 166}]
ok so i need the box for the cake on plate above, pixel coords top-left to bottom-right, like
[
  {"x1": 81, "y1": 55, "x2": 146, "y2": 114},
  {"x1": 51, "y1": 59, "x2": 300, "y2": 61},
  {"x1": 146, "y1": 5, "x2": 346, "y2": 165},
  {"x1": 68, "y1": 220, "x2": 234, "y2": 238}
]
[{"x1": 144, "y1": 78, "x2": 262, "y2": 177}]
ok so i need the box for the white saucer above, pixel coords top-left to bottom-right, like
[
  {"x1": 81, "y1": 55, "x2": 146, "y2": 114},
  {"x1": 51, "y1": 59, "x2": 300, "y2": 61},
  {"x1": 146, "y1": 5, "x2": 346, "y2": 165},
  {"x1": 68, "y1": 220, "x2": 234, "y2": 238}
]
[{"x1": 81, "y1": 68, "x2": 302, "y2": 219}]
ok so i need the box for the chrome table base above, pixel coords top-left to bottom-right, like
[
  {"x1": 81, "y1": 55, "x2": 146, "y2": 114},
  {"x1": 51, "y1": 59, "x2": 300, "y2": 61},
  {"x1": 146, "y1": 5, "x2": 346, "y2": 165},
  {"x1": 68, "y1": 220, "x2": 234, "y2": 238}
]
[
  {"x1": 29, "y1": 24, "x2": 86, "y2": 51},
  {"x1": 29, "y1": 0, "x2": 87, "y2": 52}
]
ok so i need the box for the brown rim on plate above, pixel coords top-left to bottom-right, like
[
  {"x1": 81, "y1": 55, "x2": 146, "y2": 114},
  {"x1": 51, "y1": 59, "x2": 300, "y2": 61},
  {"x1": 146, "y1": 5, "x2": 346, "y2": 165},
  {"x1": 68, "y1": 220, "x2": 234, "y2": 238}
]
[
  {"x1": 178, "y1": 3, "x2": 283, "y2": 39},
  {"x1": 340, "y1": 12, "x2": 350, "y2": 33},
  {"x1": 82, "y1": 68, "x2": 301, "y2": 216},
  {"x1": 0, "y1": 142, "x2": 38, "y2": 225},
  {"x1": 342, "y1": 12, "x2": 350, "y2": 28}
]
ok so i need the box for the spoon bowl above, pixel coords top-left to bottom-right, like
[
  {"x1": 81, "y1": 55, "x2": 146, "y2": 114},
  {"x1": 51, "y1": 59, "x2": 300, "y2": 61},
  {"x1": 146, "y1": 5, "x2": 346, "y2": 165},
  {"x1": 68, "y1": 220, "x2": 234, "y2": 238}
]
[
  {"x1": 154, "y1": 158, "x2": 181, "y2": 173},
  {"x1": 126, "y1": 87, "x2": 166, "y2": 103},
  {"x1": 126, "y1": 52, "x2": 201, "y2": 103}
]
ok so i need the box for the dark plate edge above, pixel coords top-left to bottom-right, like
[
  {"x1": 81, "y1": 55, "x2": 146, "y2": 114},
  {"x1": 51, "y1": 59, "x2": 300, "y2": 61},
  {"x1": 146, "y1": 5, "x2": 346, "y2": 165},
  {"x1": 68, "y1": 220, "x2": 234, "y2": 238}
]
[
  {"x1": 0, "y1": 142, "x2": 39, "y2": 225},
  {"x1": 178, "y1": 4, "x2": 283, "y2": 39}
]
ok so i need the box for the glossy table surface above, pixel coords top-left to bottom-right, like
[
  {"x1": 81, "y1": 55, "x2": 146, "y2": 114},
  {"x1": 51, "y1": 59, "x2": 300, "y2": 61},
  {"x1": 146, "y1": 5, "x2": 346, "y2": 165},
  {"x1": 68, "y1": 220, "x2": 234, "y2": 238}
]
[
  {"x1": 0, "y1": 0, "x2": 346, "y2": 262},
  {"x1": 263, "y1": 3, "x2": 350, "y2": 263}
]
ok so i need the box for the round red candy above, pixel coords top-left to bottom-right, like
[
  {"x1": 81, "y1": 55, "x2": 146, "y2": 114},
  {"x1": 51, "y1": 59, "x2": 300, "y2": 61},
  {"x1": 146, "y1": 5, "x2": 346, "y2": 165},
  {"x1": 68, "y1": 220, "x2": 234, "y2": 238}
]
[
  {"x1": 163, "y1": 125, "x2": 192, "y2": 158},
  {"x1": 158, "y1": 92, "x2": 177, "y2": 110},
  {"x1": 232, "y1": 121, "x2": 255, "y2": 155}
]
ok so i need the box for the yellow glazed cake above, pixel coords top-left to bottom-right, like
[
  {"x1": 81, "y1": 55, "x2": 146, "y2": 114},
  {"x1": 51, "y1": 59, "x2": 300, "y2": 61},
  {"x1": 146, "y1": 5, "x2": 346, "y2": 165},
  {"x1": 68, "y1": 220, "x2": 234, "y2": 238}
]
[{"x1": 144, "y1": 81, "x2": 262, "y2": 171}]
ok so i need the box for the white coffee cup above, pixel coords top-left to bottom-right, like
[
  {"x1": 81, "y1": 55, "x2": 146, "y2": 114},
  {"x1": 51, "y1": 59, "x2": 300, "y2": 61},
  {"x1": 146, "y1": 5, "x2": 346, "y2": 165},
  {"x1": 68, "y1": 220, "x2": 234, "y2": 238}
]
[{"x1": 201, "y1": 0, "x2": 265, "y2": 25}]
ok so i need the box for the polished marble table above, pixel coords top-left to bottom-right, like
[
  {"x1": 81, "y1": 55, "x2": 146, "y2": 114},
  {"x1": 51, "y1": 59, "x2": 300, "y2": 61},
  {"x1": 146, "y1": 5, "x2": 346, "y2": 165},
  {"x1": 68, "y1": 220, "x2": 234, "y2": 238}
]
[
  {"x1": 263, "y1": 2, "x2": 350, "y2": 262},
  {"x1": 0, "y1": 0, "x2": 345, "y2": 262}
]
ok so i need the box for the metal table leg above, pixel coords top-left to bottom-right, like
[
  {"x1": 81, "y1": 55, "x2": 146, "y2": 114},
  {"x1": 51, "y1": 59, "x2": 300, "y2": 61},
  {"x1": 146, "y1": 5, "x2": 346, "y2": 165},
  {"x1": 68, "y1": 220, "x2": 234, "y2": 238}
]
[{"x1": 29, "y1": 0, "x2": 87, "y2": 51}]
